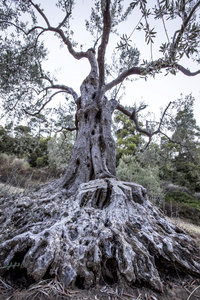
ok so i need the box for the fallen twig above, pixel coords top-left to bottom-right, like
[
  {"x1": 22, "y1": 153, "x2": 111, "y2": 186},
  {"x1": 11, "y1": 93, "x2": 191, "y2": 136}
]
[{"x1": 187, "y1": 285, "x2": 200, "y2": 300}]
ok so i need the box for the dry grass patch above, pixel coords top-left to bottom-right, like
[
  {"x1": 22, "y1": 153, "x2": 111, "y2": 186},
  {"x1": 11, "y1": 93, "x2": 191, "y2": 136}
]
[
  {"x1": 168, "y1": 217, "x2": 200, "y2": 247},
  {"x1": 0, "y1": 182, "x2": 24, "y2": 194}
]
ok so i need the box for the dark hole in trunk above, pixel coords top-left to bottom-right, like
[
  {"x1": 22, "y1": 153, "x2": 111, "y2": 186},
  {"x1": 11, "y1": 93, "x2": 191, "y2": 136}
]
[
  {"x1": 3, "y1": 248, "x2": 35, "y2": 289},
  {"x1": 154, "y1": 256, "x2": 187, "y2": 282},
  {"x1": 101, "y1": 257, "x2": 118, "y2": 284},
  {"x1": 43, "y1": 264, "x2": 54, "y2": 280},
  {"x1": 84, "y1": 112, "x2": 88, "y2": 121},
  {"x1": 75, "y1": 275, "x2": 85, "y2": 289},
  {"x1": 95, "y1": 110, "x2": 101, "y2": 121}
]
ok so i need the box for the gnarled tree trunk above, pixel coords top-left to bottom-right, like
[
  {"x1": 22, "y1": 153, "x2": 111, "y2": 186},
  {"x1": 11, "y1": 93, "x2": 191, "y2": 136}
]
[{"x1": 61, "y1": 72, "x2": 117, "y2": 195}]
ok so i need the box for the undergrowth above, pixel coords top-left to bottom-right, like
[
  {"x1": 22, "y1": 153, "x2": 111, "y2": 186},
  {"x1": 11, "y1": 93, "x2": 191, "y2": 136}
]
[
  {"x1": 164, "y1": 191, "x2": 200, "y2": 225},
  {"x1": 0, "y1": 153, "x2": 63, "y2": 192}
]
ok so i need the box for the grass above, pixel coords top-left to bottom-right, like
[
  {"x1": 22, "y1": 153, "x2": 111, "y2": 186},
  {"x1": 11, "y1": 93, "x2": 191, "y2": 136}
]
[
  {"x1": 0, "y1": 182, "x2": 24, "y2": 194},
  {"x1": 168, "y1": 216, "x2": 200, "y2": 247}
]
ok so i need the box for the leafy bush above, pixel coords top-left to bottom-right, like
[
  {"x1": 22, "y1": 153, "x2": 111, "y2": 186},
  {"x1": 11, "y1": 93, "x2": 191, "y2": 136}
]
[
  {"x1": 165, "y1": 190, "x2": 200, "y2": 211},
  {"x1": 36, "y1": 157, "x2": 46, "y2": 168},
  {"x1": 164, "y1": 190, "x2": 200, "y2": 224},
  {"x1": 0, "y1": 153, "x2": 9, "y2": 165},
  {"x1": 117, "y1": 154, "x2": 164, "y2": 203},
  {"x1": 11, "y1": 157, "x2": 30, "y2": 171},
  {"x1": 47, "y1": 133, "x2": 74, "y2": 170}
]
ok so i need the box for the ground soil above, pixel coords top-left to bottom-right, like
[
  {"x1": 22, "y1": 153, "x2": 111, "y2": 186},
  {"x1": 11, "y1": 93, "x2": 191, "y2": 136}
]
[{"x1": 1, "y1": 275, "x2": 200, "y2": 300}]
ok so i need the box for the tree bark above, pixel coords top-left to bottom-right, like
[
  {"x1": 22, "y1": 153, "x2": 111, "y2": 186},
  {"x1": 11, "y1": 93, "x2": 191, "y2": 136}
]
[
  {"x1": 0, "y1": 179, "x2": 200, "y2": 293},
  {"x1": 61, "y1": 83, "x2": 117, "y2": 195}
]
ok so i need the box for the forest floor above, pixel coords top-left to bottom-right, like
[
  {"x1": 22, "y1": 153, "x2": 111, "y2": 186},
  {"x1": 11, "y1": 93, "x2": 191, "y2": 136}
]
[{"x1": 1, "y1": 276, "x2": 200, "y2": 300}]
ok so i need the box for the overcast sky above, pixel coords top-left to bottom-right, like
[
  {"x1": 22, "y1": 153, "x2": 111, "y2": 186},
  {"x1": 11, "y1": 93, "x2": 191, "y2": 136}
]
[{"x1": 36, "y1": 0, "x2": 200, "y2": 124}]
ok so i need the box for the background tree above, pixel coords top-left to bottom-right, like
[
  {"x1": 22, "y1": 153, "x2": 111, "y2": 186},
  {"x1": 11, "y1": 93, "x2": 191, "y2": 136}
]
[
  {"x1": 160, "y1": 95, "x2": 200, "y2": 191},
  {"x1": 113, "y1": 107, "x2": 143, "y2": 164}
]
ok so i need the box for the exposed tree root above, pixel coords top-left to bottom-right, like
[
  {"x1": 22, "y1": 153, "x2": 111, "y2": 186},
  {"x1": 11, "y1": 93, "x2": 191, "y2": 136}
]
[{"x1": 0, "y1": 179, "x2": 200, "y2": 293}]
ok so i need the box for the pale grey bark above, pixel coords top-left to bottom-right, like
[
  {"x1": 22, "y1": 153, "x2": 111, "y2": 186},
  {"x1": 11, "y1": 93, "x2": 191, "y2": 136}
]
[{"x1": 0, "y1": 179, "x2": 200, "y2": 292}]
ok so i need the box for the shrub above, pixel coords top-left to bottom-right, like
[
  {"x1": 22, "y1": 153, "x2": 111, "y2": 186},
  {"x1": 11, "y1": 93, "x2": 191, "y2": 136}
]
[
  {"x1": 36, "y1": 157, "x2": 46, "y2": 168},
  {"x1": 0, "y1": 153, "x2": 9, "y2": 166},
  {"x1": 11, "y1": 157, "x2": 30, "y2": 171},
  {"x1": 164, "y1": 190, "x2": 200, "y2": 224},
  {"x1": 117, "y1": 154, "x2": 164, "y2": 203},
  {"x1": 47, "y1": 134, "x2": 74, "y2": 170},
  {"x1": 165, "y1": 190, "x2": 200, "y2": 211}
]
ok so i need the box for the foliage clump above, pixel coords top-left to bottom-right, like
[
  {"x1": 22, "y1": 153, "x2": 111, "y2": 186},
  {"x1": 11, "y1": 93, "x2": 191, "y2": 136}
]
[
  {"x1": 117, "y1": 154, "x2": 163, "y2": 202},
  {"x1": 164, "y1": 190, "x2": 200, "y2": 225}
]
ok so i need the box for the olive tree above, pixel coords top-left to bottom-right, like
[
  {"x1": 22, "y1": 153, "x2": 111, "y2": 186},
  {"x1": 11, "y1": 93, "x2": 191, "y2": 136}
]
[{"x1": 0, "y1": 0, "x2": 200, "y2": 294}]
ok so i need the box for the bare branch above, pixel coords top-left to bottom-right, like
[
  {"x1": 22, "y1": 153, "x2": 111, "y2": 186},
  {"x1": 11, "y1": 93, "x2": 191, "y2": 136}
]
[
  {"x1": 48, "y1": 27, "x2": 88, "y2": 60},
  {"x1": 45, "y1": 84, "x2": 79, "y2": 102},
  {"x1": 157, "y1": 101, "x2": 172, "y2": 132},
  {"x1": 104, "y1": 67, "x2": 142, "y2": 92},
  {"x1": 56, "y1": 126, "x2": 77, "y2": 133},
  {"x1": 27, "y1": 1, "x2": 88, "y2": 60},
  {"x1": 24, "y1": 90, "x2": 64, "y2": 116},
  {"x1": 27, "y1": 25, "x2": 46, "y2": 34},
  {"x1": 24, "y1": 82, "x2": 78, "y2": 117},
  {"x1": 115, "y1": 101, "x2": 174, "y2": 150},
  {"x1": 115, "y1": 103, "x2": 151, "y2": 137},
  {"x1": 177, "y1": 64, "x2": 200, "y2": 76},
  {"x1": 97, "y1": 0, "x2": 111, "y2": 89}
]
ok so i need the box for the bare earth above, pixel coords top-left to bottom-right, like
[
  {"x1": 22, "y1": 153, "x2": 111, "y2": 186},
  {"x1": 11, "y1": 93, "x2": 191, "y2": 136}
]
[{"x1": 1, "y1": 276, "x2": 200, "y2": 300}]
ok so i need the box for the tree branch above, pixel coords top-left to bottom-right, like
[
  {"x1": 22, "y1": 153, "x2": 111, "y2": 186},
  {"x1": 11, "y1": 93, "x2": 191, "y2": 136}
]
[
  {"x1": 104, "y1": 67, "x2": 142, "y2": 92},
  {"x1": 115, "y1": 103, "x2": 151, "y2": 137},
  {"x1": 57, "y1": 11, "x2": 71, "y2": 29},
  {"x1": 177, "y1": 64, "x2": 200, "y2": 76},
  {"x1": 28, "y1": 1, "x2": 88, "y2": 60},
  {"x1": 159, "y1": 131, "x2": 200, "y2": 166},
  {"x1": 157, "y1": 101, "x2": 172, "y2": 132},
  {"x1": 24, "y1": 90, "x2": 64, "y2": 116},
  {"x1": 0, "y1": 21, "x2": 27, "y2": 35},
  {"x1": 29, "y1": 0, "x2": 50, "y2": 27},
  {"x1": 48, "y1": 27, "x2": 88, "y2": 60},
  {"x1": 103, "y1": 58, "x2": 200, "y2": 94},
  {"x1": 115, "y1": 101, "x2": 174, "y2": 149},
  {"x1": 171, "y1": 0, "x2": 200, "y2": 58},
  {"x1": 45, "y1": 84, "x2": 79, "y2": 102},
  {"x1": 97, "y1": 0, "x2": 111, "y2": 89},
  {"x1": 55, "y1": 126, "x2": 77, "y2": 133}
]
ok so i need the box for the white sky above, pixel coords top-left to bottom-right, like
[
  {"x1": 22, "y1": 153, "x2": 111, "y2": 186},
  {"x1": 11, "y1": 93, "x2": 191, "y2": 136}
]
[{"x1": 35, "y1": 0, "x2": 200, "y2": 124}]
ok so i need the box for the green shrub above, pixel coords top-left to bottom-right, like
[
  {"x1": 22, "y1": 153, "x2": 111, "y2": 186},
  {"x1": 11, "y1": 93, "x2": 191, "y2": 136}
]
[
  {"x1": 47, "y1": 133, "x2": 74, "y2": 170},
  {"x1": 0, "y1": 153, "x2": 9, "y2": 165},
  {"x1": 164, "y1": 190, "x2": 200, "y2": 224},
  {"x1": 36, "y1": 157, "x2": 46, "y2": 168},
  {"x1": 117, "y1": 154, "x2": 164, "y2": 203},
  {"x1": 165, "y1": 190, "x2": 200, "y2": 211}
]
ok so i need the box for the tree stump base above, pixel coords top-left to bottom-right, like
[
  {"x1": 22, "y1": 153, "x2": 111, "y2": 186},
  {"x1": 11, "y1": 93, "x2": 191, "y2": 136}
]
[{"x1": 0, "y1": 179, "x2": 200, "y2": 292}]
